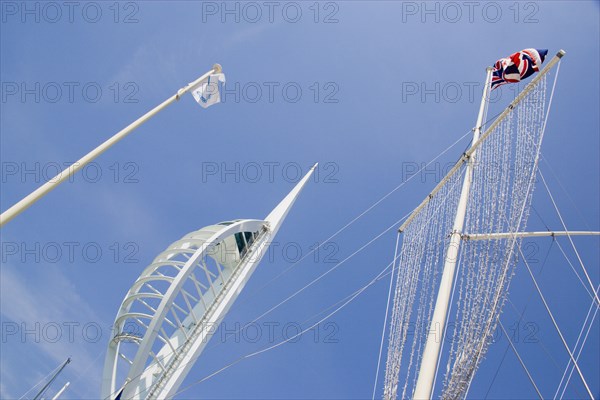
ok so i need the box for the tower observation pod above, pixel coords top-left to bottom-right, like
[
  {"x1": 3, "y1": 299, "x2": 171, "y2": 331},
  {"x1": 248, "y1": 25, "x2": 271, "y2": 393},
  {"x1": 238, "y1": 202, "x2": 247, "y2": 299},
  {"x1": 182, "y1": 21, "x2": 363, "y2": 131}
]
[{"x1": 101, "y1": 164, "x2": 317, "y2": 400}]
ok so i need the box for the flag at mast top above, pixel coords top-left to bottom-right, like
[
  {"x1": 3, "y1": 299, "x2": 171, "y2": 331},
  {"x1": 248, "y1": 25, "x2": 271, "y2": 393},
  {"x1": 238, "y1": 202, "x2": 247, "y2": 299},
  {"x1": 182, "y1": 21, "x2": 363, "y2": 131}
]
[
  {"x1": 491, "y1": 48, "x2": 548, "y2": 89},
  {"x1": 190, "y1": 63, "x2": 226, "y2": 108}
]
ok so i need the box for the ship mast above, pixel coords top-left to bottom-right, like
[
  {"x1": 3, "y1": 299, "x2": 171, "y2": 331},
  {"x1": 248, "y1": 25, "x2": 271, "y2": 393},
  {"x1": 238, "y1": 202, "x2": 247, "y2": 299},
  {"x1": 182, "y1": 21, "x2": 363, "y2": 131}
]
[
  {"x1": 409, "y1": 50, "x2": 567, "y2": 399},
  {"x1": 411, "y1": 67, "x2": 493, "y2": 400}
]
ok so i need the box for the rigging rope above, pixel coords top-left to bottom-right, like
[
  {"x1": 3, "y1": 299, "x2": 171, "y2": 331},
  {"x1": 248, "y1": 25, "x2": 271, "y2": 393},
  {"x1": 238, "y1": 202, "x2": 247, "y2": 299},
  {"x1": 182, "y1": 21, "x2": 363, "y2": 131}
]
[
  {"x1": 372, "y1": 233, "x2": 401, "y2": 400},
  {"x1": 541, "y1": 156, "x2": 593, "y2": 231},
  {"x1": 555, "y1": 284, "x2": 600, "y2": 399},
  {"x1": 518, "y1": 245, "x2": 594, "y2": 399},
  {"x1": 169, "y1": 246, "x2": 404, "y2": 399},
  {"x1": 245, "y1": 130, "x2": 475, "y2": 303},
  {"x1": 497, "y1": 320, "x2": 543, "y2": 399},
  {"x1": 553, "y1": 237, "x2": 597, "y2": 301},
  {"x1": 538, "y1": 169, "x2": 600, "y2": 307},
  {"x1": 483, "y1": 238, "x2": 555, "y2": 399}
]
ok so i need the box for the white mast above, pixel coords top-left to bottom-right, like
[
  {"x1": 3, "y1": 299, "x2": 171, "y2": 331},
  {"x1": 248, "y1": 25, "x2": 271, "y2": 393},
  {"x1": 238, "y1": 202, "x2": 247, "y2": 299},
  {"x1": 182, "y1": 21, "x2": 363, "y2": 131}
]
[
  {"x1": 0, "y1": 65, "x2": 222, "y2": 227},
  {"x1": 51, "y1": 382, "x2": 70, "y2": 400},
  {"x1": 33, "y1": 357, "x2": 71, "y2": 400},
  {"x1": 412, "y1": 67, "x2": 493, "y2": 400}
]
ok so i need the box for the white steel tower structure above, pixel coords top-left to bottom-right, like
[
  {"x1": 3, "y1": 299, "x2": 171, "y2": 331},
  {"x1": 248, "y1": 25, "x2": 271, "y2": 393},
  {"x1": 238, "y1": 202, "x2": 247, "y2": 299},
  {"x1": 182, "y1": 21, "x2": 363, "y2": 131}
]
[{"x1": 101, "y1": 165, "x2": 317, "y2": 400}]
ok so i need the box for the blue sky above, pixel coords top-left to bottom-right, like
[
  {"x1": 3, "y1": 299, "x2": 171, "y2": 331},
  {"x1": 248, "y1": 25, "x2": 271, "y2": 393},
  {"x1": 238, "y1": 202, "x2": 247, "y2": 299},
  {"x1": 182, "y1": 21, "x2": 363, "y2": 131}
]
[{"x1": 1, "y1": 1, "x2": 598, "y2": 399}]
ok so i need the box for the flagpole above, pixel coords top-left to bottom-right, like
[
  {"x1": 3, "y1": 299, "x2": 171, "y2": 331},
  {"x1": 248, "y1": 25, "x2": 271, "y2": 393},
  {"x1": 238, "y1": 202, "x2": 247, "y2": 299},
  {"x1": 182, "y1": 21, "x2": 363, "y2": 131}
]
[
  {"x1": 411, "y1": 66, "x2": 493, "y2": 400},
  {"x1": 0, "y1": 64, "x2": 222, "y2": 228}
]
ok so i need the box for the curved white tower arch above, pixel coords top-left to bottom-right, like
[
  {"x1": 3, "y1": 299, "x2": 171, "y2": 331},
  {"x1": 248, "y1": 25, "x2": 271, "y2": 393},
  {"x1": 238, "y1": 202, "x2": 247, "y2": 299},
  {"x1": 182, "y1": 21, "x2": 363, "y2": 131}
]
[{"x1": 102, "y1": 164, "x2": 316, "y2": 400}]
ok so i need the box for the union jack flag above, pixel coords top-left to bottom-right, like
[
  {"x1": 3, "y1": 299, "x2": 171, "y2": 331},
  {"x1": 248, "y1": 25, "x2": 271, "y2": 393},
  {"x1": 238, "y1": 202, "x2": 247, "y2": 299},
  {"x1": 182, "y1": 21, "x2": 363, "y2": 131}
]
[{"x1": 491, "y1": 48, "x2": 548, "y2": 89}]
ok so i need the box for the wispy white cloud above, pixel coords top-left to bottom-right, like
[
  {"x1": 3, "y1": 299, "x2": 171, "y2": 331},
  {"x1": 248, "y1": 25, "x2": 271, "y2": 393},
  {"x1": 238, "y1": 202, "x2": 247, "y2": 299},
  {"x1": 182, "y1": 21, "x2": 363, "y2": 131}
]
[
  {"x1": 0, "y1": 380, "x2": 14, "y2": 399},
  {"x1": 107, "y1": 20, "x2": 277, "y2": 92},
  {"x1": 1, "y1": 266, "x2": 106, "y2": 398}
]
